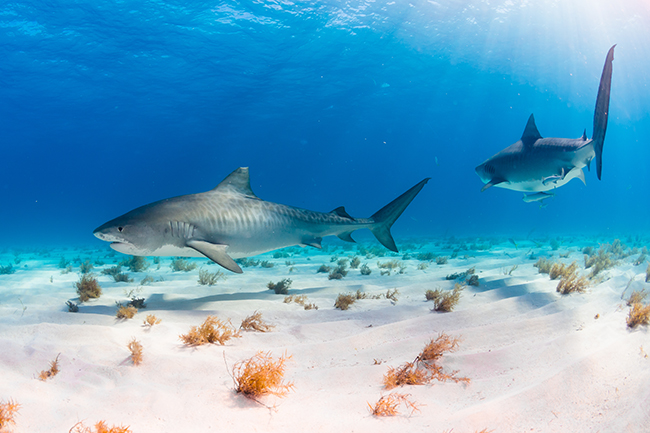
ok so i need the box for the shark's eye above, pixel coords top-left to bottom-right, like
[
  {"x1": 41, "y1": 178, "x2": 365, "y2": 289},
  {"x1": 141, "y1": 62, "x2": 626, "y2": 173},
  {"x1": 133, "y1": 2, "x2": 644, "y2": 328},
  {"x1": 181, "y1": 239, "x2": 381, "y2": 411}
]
[{"x1": 117, "y1": 227, "x2": 124, "y2": 232}]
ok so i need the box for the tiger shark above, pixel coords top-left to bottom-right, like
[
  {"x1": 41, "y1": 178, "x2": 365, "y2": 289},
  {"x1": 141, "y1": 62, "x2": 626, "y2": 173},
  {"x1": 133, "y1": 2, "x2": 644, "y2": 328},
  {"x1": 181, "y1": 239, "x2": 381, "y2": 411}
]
[
  {"x1": 475, "y1": 45, "x2": 615, "y2": 194},
  {"x1": 94, "y1": 168, "x2": 429, "y2": 273}
]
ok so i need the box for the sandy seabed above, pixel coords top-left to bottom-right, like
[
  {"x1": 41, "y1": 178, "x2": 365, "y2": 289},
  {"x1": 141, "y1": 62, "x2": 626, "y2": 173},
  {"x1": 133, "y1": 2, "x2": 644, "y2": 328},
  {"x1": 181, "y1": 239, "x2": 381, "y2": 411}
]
[{"x1": 1, "y1": 237, "x2": 649, "y2": 433}]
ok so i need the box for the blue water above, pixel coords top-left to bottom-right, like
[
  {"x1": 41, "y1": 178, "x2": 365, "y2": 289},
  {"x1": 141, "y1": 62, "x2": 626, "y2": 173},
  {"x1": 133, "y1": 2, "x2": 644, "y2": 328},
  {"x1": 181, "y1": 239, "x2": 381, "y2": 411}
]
[{"x1": 1, "y1": 0, "x2": 649, "y2": 248}]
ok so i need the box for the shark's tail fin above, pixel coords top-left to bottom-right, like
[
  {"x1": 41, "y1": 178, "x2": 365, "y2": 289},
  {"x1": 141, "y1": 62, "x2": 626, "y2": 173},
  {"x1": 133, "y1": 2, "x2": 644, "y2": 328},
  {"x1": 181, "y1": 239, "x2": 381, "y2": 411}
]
[
  {"x1": 369, "y1": 178, "x2": 429, "y2": 252},
  {"x1": 593, "y1": 45, "x2": 616, "y2": 180}
]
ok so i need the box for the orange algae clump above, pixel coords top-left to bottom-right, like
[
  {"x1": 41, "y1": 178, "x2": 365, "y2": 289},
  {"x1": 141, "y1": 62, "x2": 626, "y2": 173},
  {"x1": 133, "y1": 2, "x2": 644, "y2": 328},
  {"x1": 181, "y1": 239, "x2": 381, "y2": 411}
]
[
  {"x1": 116, "y1": 304, "x2": 138, "y2": 319},
  {"x1": 240, "y1": 311, "x2": 274, "y2": 332},
  {"x1": 233, "y1": 351, "x2": 294, "y2": 399},
  {"x1": 368, "y1": 393, "x2": 420, "y2": 417},
  {"x1": 75, "y1": 274, "x2": 102, "y2": 302},
  {"x1": 70, "y1": 420, "x2": 132, "y2": 433},
  {"x1": 627, "y1": 302, "x2": 650, "y2": 328},
  {"x1": 38, "y1": 354, "x2": 61, "y2": 381},
  {"x1": 179, "y1": 315, "x2": 240, "y2": 346},
  {"x1": 383, "y1": 333, "x2": 469, "y2": 389},
  {"x1": 0, "y1": 399, "x2": 20, "y2": 429},
  {"x1": 128, "y1": 338, "x2": 143, "y2": 366},
  {"x1": 143, "y1": 314, "x2": 161, "y2": 327}
]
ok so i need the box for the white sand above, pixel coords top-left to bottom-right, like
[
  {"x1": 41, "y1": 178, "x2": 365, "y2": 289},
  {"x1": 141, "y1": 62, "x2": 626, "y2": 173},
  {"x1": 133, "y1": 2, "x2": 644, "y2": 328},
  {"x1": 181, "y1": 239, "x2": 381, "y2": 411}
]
[{"x1": 1, "y1": 238, "x2": 649, "y2": 432}]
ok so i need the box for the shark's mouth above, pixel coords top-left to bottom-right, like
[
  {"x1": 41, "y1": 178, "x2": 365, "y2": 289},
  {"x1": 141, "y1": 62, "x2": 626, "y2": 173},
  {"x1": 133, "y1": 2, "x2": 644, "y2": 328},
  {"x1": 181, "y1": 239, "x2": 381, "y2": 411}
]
[{"x1": 109, "y1": 242, "x2": 136, "y2": 254}]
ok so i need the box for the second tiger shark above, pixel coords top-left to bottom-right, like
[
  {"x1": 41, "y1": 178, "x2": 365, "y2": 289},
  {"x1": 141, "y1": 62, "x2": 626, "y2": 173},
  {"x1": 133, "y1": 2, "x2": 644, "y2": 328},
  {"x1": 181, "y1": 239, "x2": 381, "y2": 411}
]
[
  {"x1": 94, "y1": 168, "x2": 429, "y2": 273},
  {"x1": 475, "y1": 45, "x2": 616, "y2": 194}
]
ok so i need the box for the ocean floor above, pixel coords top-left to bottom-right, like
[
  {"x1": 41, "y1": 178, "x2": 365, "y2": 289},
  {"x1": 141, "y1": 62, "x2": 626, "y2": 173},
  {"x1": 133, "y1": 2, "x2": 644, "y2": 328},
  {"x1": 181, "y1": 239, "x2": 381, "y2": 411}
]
[{"x1": 1, "y1": 236, "x2": 649, "y2": 432}]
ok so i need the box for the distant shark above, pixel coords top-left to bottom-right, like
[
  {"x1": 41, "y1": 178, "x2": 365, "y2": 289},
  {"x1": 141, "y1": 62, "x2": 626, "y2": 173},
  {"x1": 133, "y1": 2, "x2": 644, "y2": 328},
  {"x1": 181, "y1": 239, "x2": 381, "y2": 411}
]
[
  {"x1": 475, "y1": 45, "x2": 616, "y2": 194},
  {"x1": 94, "y1": 168, "x2": 429, "y2": 273}
]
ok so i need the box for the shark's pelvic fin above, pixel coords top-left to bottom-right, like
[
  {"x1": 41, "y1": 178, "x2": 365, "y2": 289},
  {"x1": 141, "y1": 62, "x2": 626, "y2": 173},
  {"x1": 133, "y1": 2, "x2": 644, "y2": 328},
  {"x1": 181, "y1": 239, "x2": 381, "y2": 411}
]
[
  {"x1": 582, "y1": 129, "x2": 587, "y2": 141},
  {"x1": 593, "y1": 45, "x2": 616, "y2": 180},
  {"x1": 521, "y1": 114, "x2": 543, "y2": 146},
  {"x1": 212, "y1": 167, "x2": 259, "y2": 198},
  {"x1": 369, "y1": 178, "x2": 430, "y2": 252},
  {"x1": 574, "y1": 167, "x2": 586, "y2": 185},
  {"x1": 186, "y1": 240, "x2": 243, "y2": 273}
]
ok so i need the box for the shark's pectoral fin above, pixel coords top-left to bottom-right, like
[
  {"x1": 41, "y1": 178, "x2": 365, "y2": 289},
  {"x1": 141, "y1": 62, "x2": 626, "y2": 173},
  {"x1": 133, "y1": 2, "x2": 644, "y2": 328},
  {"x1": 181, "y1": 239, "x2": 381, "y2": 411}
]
[
  {"x1": 481, "y1": 178, "x2": 506, "y2": 192},
  {"x1": 301, "y1": 236, "x2": 323, "y2": 249},
  {"x1": 337, "y1": 231, "x2": 356, "y2": 243},
  {"x1": 186, "y1": 240, "x2": 243, "y2": 273}
]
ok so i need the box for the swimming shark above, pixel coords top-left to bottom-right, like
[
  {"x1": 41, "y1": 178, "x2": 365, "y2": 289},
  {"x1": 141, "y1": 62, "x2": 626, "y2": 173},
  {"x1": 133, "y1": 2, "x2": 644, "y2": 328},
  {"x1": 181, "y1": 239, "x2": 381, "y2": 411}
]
[
  {"x1": 475, "y1": 45, "x2": 615, "y2": 193},
  {"x1": 94, "y1": 168, "x2": 429, "y2": 273}
]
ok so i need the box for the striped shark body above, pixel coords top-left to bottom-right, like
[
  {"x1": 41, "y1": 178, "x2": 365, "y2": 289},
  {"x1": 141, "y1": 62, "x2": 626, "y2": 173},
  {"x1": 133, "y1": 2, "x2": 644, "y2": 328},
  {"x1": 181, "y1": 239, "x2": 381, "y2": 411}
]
[
  {"x1": 475, "y1": 45, "x2": 615, "y2": 194},
  {"x1": 94, "y1": 167, "x2": 429, "y2": 273}
]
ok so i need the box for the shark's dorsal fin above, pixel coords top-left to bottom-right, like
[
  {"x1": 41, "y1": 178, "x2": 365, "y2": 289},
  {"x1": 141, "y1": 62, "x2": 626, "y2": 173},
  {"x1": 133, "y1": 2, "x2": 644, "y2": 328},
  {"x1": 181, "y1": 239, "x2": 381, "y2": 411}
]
[
  {"x1": 330, "y1": 206, "x2": 354, "y2": 220},
  {"x1": 521, "y1": 114, "x2": 542, "y2": 146},
  {"x1": 582, "y1": 129, "x2": 587, "y2": 141},
  {"x1": 212, "y1": 167, "x2": 258, "y2": 198}
]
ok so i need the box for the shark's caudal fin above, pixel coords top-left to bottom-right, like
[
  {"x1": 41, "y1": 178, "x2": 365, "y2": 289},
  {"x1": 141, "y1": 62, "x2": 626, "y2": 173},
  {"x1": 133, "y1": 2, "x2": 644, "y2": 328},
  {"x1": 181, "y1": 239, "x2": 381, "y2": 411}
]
[
  {"x1": 593, "y1": 45, "x2": 615, "y2": 180},
  {"x1": 369, "y1": 178, "x2": 430, "y2": 252}
]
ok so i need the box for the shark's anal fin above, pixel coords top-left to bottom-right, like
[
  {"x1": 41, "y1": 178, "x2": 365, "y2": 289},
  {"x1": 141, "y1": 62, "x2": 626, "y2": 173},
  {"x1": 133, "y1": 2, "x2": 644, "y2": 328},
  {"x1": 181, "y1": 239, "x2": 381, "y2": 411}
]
[
  {"x1": 301, "y1": 236, "x2": 323, "y2": 249},
  {"x1": 481, "y1": 178, "x2": 506, "y2": 192},
  {"x1": 521, "y1": 114, "x2": 543, "y2": 146},
  {"x1": 186, "y1": 240, "x2": 243, "y2": 273},
  {"x1": 337, "y1": 231, "x2": 356, "y2": 243}
]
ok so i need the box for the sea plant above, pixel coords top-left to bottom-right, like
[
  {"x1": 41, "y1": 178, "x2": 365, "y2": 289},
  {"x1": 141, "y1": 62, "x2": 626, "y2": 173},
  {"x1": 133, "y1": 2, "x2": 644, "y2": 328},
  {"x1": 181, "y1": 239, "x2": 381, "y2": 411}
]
[
  {"x1": 383, "y1": 333, "x2": 469, "y2": 389},
  {"x1": 0, "y1": 399, "x2": 20, "y2": 429},
  {"x1": 328, "y1": 264, "x2": 348, "y2": 280},
  {"x1": 368, "y1": 393, "x2": 420, "y2": 417},
  {"x1": 128, "y1": 338, "x2": 143, "y2": 366},
  {"x1": 549, "y1": 261, "x2": 578, "y2": 280},
  {"x1": 170, "y1": 258, "x2": 197, "y2": 272},
  {"x1": 426, "y1": 283, "x2": 464, "y2": 312},
  {"x1": 584, "y1": 246, "x2": 617, "y2": 278},
  {"x1": 0, "y1": 264, "x2": 15, "y2": 275},
  {"x1": 75, "y1": 274, "x2": 102, "y2": 302},
  {"x1": 198, "y1": 268, "x2": 226, "y2": 286},
  {"x1": 143, "y1": 314, "x2": 161, "y2": 327},
  {"x1": 122, "y1": 256, "x2": 150, "y2": 273},
  {"x1": 116, "y1": 304, "x2": 138, "y2": 319},
  {"x1": 556, "y1": 265, "x2": 589, "y2": 295},
  {"x1": 533, "y1": 257, "x2": 553, "y2": 274},
  {"x1": 316, "y1": 264, "x2": 331, "y2": 273},
  {"x1": 267, "y1": 278, "x2": 292, "y2": 294},
  {"x1": 38, "y1": 354, "x2": 60, "y2": 381},
  {"x1": 232, "y1": 351, "x2": 293, "y2": 400},
  {"x1": 240, "y1": 311, "x2": 274, "y2": 332},
  {"x1": 179, "y1": 315, "x2": 239, "y2": 346},
  {"x1": 284, "y1": 295, "x2": 318, "y2": 310},
  {"x1": 359, "y1": 264, "x2": 372, "y2": 275},
  {"x1": 69, "y1": 420, "x2": 133, "y2": 433}
]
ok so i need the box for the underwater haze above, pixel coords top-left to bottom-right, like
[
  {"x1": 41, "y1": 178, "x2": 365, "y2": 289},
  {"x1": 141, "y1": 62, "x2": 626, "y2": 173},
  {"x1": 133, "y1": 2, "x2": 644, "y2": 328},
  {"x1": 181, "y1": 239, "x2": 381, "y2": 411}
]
[{"x1": 1, "y1": 0, "x2": 649, "y2": 248}]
